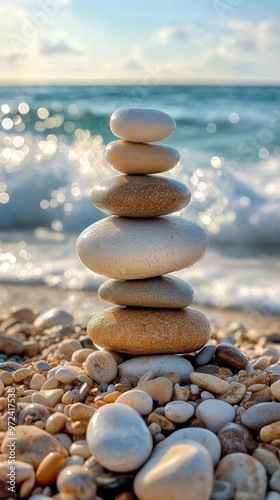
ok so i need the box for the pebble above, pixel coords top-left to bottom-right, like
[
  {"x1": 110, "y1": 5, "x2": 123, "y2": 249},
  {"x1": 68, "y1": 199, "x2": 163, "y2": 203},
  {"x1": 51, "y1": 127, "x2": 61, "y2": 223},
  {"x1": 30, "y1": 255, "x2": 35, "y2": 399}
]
[
  {"x1": 86, "y1": 403, "x2": 153, "y2": 472},
  {"x1": 0, "y1": 459, "x2": 35, "y2": 497},
  {"x1": 13, "y1": 366, "x2": 31, "y2": 383},
  {"x1": 196, "y1": 400, "x2": 235, "y2": 434},
  {"x1": 55, "y1": 366, "x2": 78, "y2": 383},
  {"x1": 134, "y1": 441, "x2": 213, "y2": 500},
  {"x1": 190, "y1": 372, "x2": 229, "y2": 394},
  {"x1": 84, "y1": 455, "x2": 135, "y2": 498},
  {"x1": 218, "y1": 422, "x2": 253, "y2": 456},
  {"x1": 211, "y1": 479, "x2": 235, "y2": 500},
  {"x1": 109, "y1": 107, "x2": 176, "y2": 142},
  {"x1": 19, "y1": 403, "x2": 53, "y2": 425},
  {"x1": 84, "y1": 350, "x2": 118, "y2": 383},
  {"x1": 260, "y1": 422, "x2": 280, "y2": 443},
  {"x1": 147, "y1": 412, "x2": 176, "y2": 431},
  {"x1": 217, "y1": 381, "x2": 246, "y2": 404},
  {"x1": 1, "y1": 425, "x2": 67, "y2": 468},
  {"x1": 98, "y1": 275, "x2": 194, "y2": 309},
  {"x1": 215, "y1": 452, "x2": 267, "y2": 500},
  {"x1": 33, "y1": 308, "x2": 73, "y2": 330},
  {"x1": 253, "y1": 447, "x2": 280, "y2": 476},
  {"x1": 9, "y1": 306, "x2": 36, "y2": 322},
  {"x1": 45, "y1": 413, "x2": 67, "y2": 434},
  {"x1": 88, "y1": 307, "x2": 210, "y2": 355},
  {"x1": 155, "y1": 427, "x2": 221, "y2": 466},
  {"x1": 69, "y1": 440, "x2": 91, "y2": 459},
  {"x1": 270, "y1": 380, "x2": 280, "y2": 400},
  {"x1": 116, "y1": 389, "x2": 153, "y2": 415},
  {"x1": 0, "y1": 334, "x2": 25, "y2": 355},
  {"x1": 54, "y1": 433, "x2": 72, "y2": 451},
  {"x1": 36, "y1": 451, "x2": 65, "y2": 485},
  {"x1": 71, "y1": 348, "x2": 94, "y2": 363},
  {"x1": 241, "y1": 403, "x2": 280, "y2": 430},
  {"x1": 35, "y1": 360, "x2": 51, "y2": 372},
  {"x1": 41, "y1": 377, "x2": 59, "y2": 390},
  {"x1": 118, "y1": 356, "x2": 194, "y2": 385},
  {"x1": 164, "y1": 401, "x2": 194, "y2": 423},
  {"x1": 69, "y1": 402, "x2": 96, "y2": 421},
  {"x1": 173, "y1": 383, "x2": 190, "y2": 401},
  {"x1": 215, "y1": 343, "x2": 248, "y2": 371},
  {"x1": 137, "y1": 377, "x2": 173, "y2": 405},
  {"x1": 0, "y1": 371, "x2": 13, "y2": 385},
  {"x1": 105, "y1": 140, "x2": 180, "y2": 174},
  {"x1": 76, "y1": 215, "x2": 208, "y2": 279},
  {"x1": 267, "y1": 492, "x2": 280, "y2": 500},
  {"x1": 270, "y1": 470, "x2": 280, "y2": 493},
  {"x1": 65, "y1": 455, "x2": 85, "y2": 467},
  {"x1": 56, "y1": 339, "x2": 82, "y2": 360},
  {"x1": 32, "y1": 389, "x2": 64, "y2": 407},
  {"x1": 0, "y1": 360, "x2": 22, "y2": 371},
  {"x1": 194, "y1": 344, "x2": 216, "y2": 366},
  {"x1": 91, "y1": 174, "x2": 191, "y2": 217},
  {"x1": 56, "y1": 465, "x2": 97, "y2": 499},
  {"x1": 30, "y1": 373, "x2": 47, "y2": 390}
]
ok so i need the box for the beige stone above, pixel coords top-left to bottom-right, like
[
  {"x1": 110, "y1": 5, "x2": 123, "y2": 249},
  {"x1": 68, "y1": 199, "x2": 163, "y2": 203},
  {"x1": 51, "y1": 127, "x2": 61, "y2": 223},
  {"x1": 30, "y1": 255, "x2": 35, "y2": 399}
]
[
  {"x1": 190, "y1": 372, "x2": 229, "y2": 394},
  {"x1": 91, "y1": 174, "x2": 191, "y2": 217},
  {"x1": 105, "y1": 140, "x2": 180, "y2": 174},
  {"x1": 217, "y1": 382, "x2": 246, "y2": 404},
  {"x1": 271, "y1": 380, "x2": 280, "y2": 400},
  {"x1": 45, "y1": 413, "x2": 67, "y2": 434},
  {"x1": 98, "y1": 275, "x2": 194, "y2": 309},
  {"x1": 88, "y1": 307, "x2": 210, "y2": 355},
  {"x1": 69, "y1": 403, "x2": 96, "y2": 421},
  {"x1": 32, "y1": 389, "x2": 64, "y2": 407},
  {"x1": 84, "y1": 350, "x2": 118, "y2": 383},
  {"x1": 147, "y1": 412, "x2": 175, "y2": 431},
  {"x1": 260, "y1": 422, "x2": 280, "y2": 443},
  {"x1": 0, "y1": 460, "x2": 35, "y2": 497},
  {"x1": 13, "y1": 367, "x2": 31, "y2": 383},
  {"x1": 137, "y1": 377, "x2": 173, "y2": 405}
]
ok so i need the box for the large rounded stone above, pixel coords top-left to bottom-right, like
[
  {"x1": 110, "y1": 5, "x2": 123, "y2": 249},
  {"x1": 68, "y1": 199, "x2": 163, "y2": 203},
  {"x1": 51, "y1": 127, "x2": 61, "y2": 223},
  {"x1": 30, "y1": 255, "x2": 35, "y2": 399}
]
[
  {"x1": 118, "y1": 355, "x2": 193, "y2": 385},
  {"x1": 134, "y1": 441, "x2": 213, "y2": 500},
  {"x1": 110, "y1": 108, "x2": 176, "y2": 142},
  {"x1": 76, "y1": 216, "x2": 208, "y2": 280},
  {"x1": 98, "y1": 276, "x2": 194, "y2": 308},
  {"x1": 105, "y1": 140, "x2": 180, "y2": 174},
  {"x1": 91, "y1": 174, "x2": 190, "y2": 217},
  {"x1": 86, "y1": 403, "x2": 153, "y2": 472},
  {"x1": 88, "y1": 306, "x2": 210, "y2": 355}
]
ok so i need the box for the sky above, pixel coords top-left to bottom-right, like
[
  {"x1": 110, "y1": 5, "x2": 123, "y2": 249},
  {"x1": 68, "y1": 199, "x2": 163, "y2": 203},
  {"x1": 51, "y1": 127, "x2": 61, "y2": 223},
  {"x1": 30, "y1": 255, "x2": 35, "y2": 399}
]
[{"x1": 1, "y1": 0, "x2": 280, "y2": 84}]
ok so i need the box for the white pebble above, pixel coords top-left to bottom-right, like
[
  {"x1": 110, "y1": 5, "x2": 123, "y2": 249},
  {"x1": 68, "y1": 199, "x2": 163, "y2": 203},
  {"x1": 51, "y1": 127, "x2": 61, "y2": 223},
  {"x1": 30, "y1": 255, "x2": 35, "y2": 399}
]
[
  {"x1": 201, "y1": 390, "x2": 215, "y2": 400},
  {"x1": 196, "y1": 400, "x2": 235, "y2": 434},
  {"x1": 191, "y1": 384, "x2": 200, "y2": 395},
  {"x1": 55, "y1": 367, "x2": 78, "y2": 384},
  {"x1": 164, "y1": 401, "x2": 194, "y2": 423},
  {"x1": 117, "y1": 389, "x2": 153, "y2": 416},
  {"x1": 84, "y1": 350, "x2": 118, "y2": 384},
  {"x1": 33, "y1": 308, "x2": 73, "y2": 330}
]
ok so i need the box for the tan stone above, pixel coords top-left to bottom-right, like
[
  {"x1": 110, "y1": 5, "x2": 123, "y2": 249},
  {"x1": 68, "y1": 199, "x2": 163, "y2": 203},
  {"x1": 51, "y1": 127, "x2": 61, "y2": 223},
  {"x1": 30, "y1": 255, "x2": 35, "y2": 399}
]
[
  {"x1": 260, "y1": 422, "x2": 280, "y2": 443},
  {"x1": 217, "y1": 382, "x2": 247, "y2": 404},
  {"x1": 88, "y1": 307, "x2": 210, "y2": 355},
  {"x1": 147, "y1": 412, "x2": 176, "y2": 431},
  {"x1": 36, "y1": 451, "x2": 65, "y2": 485},
  {"x1": 137, "y1": 377, "x2": 173, "y2": 405},
  {"x1": 98, "y1": 276, "x2": 194, "y2": 309},
  {"x1": 69, "y1": 403, "x2": 96, "y2": 421},
  {"x1": 105, "y1": 140, "x2": 180, "y2": 175},
  {"x1": 91, "y1": 174, "x2": 190, "y2": 217},
  {"x1": 32, "y1": 389, "x2": 64, "y2": 407},
  {"x1": 172, "y1": 384, "x2": 190, "y2": 401},
  {"x1": 190, "y1": 372, "x2": 229, "y2": 395}
]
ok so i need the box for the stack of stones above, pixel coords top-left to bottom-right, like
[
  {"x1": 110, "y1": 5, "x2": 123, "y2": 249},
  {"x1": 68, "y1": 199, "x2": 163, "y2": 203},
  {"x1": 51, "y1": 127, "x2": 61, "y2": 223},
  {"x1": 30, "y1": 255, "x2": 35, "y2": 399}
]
[{"x1": 76, "y1": 107, "x2": 210, "y2": 355}]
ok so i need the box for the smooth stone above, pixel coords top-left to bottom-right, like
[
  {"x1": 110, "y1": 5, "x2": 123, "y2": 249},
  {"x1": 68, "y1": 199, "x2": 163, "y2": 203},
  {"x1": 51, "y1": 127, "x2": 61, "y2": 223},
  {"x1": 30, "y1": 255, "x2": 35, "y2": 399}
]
[
  {"x1": 211, "y1": 480, "x2": 235, "y2": 500},
  {"x1": 45, "y1": 413, "x2": 67, "y2": 434},
  {"x1": 194, "y1": 344, "x2": 216, "y2": 366},
  {"x1": 84, "y1": 455, "x2": 135, "y2": 498},
  {"x1": 1, "y1": 425, "x2": 67, "y2": 468},
  {"x1": 76, "y1": 215, "x2": 208, "y2": 280},
  {"x1": 0, "y1": 334, "x2": 24, "y2": 355},
  {"x1": 134, "y1": 441, "x2": 213, "y2": 500},
  {"x1": 252, "y1": 447, "x2": 280, "y2": 476},
  {"x1": 270, "y1": 470, "x2": 280, "y2": 493},
  {"x1": 260, "y1": 422, "x2": 280, "y2": 443},
  {"x1": 0, "y1": 361, "x2": 22, "y2": 372},
  {"x1": 217, "y1": 382, "x2": 246, "y2": 405},
  {"x1": 88, "y1": 307, "x2": 210, "y2": 355},
  {"x1": 36, "y1": 451, "x2": 65, "y2": 485},
  {"x1": 215, "y1": 343, "x2": 248, "y2": 371},
  {"x1": 164, "y1": 401, "x2": 194, "y2": 423},
  {"x1": 57, "y1": 465, "x2": 97, "y2": 499},
  {"x1": 35, "y1": 360, "x2": 51, "y2": 372},
  {"x1": 196, "y1": 400, "x2": 235, "y2": 434},
  {"x1": 91, "y1": 174, "x2": 191, "y2": 217},
  {"x1": 215, "y1": 452, "x2": 267, "y2": 500},
  {"x1": 267, "y1": 492, "x2": 280, "y2": 500},
  {"x1": 0, "y1": 460, "x2": 35, "y2": 497},
  {"x1": 137, "y1": 377, "x2": 173, "y2": 405},
  {"x1": 9, "y1": 306, "x2": 36, "y2": 322},
  {"x1": 33, "y1": 308, "x2": 73, "y2": 330},
  {"x1": 69, "y1": 440, "x2": 91, "y2": 459},
  {"x1": 241, "y1": 403, "x2": 280, "y2": 431},
  {"x1": 190, "y1": 372, "x2": 229, "y2": 394},
  {"x1": 13, "y1": 366, "x2": 31, "y2": 383},
  {"x1": 116, "y1": 389, "x2": 153, "y2": 415},
  {"x1": 270, "y1": 380, "x2": 280, "y2": 400},
  {"x1": 154, "y1": 427, "x2": 221, "y2": 466},
  {"x1": 55, "y1": 367, "x2": 78, "y2": 384},
  {"x1": 105, "y1": 140, "x2": 179, "y2": 174},
  {"x1": 109, "y1": 107, "x2": 176, "y2": 143},
  {"x1": 30, "y1": 373, "x2": 47, "y2": 390},
  {"x1": 218, "y1": 423, "x2": 253, "y2": 456},
  {"x1": 18, "y1": 403, "x2": 53, "y2": 425},
  {"x1": 84, "y1": 350, "x2": 118, "y2": 383},
  {"x1": 118, "y1": 355, "x2": 193, "y2": 385},
  {"x1": 56, "y1": 339, "x2": 82, "y2": 360},
  {"x1": 32, "y1": 389, "x2": 64, "y2": 407},
  {"x1": 86, "y1": 403, "x2": 153, "y2": 472},
  {"x1": 98, "y1": 276, "x2": 194, "y2": 309}
]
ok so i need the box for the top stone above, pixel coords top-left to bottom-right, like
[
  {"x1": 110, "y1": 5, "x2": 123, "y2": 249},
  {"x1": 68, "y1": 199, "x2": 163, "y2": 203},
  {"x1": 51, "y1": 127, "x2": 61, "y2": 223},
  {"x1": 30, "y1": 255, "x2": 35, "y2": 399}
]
[{"x1": 110, "y1": 108, "x2": 176, "y2": 143}]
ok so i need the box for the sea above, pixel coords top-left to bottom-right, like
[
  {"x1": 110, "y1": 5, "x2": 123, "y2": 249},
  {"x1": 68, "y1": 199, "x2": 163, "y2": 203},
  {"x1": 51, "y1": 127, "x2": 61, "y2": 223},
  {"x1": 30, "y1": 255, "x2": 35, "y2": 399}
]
[{"x1": 0, "y1": 85, "x2": 279, "y2": 315}]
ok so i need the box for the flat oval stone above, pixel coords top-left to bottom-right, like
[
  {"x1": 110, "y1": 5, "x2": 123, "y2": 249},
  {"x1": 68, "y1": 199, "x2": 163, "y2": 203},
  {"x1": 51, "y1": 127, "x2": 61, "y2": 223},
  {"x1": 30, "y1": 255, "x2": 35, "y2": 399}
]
[
  {"x1": 118, "y1": 355, "x2": 193, "y2": 385},
  {"x1": 36, "y1": 451, "x2": 65, "y2": 485},
  {"x1": 98, "y1": 276, "x2": 194, "y2": 308},
  {"x1": 91, "y1": 175, "x2": 190, "y2": 217},
  {"x1": 134, "y1": 441, "x2": 213, "y2": 500},
  {"x1": 105, "y1": 140, "x2": 180, "y2": 174},
  {"x1": 88, "y1": 307, "x2": 210, "y2": 355},
  {"x1": 215, "y1": 453, "x2": 267, "y2": 500},
  {"x1": 190, "y1": 372, "x2": 229, "y2": 395},
  {"x1": 110, "y1": 108, "x2": 176, "y2": 143},
  {"x1": 76, "y1": 215, "x2": 208, "y2": 279},
  {"x1": 215, "y1": 343, "x2": 248, "y2": 371},
  {"x1": 0, "y1": 334, "x2": 24, "y2": 355},
  {"x1": 33, "y1": 308, "x2": 73, "y2": 330},
  {"x1": 164, "y1": 401, "x2": 195, "y2": 423},
  {"x1": 196, "y1": 400, "x2": 235, "y2": 434},
  {"x1": 116, "y1": 389, "x2": 153, "y2": 415},
  {"x1": 154, "y1": 427, "x2": 221, "y2": 466},
  {"x1": 86, "y1": 403, "x2": 153, "y2": 472},
  {"x1": 241, "y1": 403, "x2": 280, "y2": 431}
]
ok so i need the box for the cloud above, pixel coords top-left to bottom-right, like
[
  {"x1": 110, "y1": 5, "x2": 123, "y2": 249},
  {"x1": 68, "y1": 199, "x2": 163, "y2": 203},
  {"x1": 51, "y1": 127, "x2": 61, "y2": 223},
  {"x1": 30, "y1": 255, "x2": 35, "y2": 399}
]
[
  {"x1": 156, "y1": 25, "x2": 193, "y2": 43},
  {"x1": 258, "y1": 18, "x2": 280, "y2": 50},
  {"x1": 40, "y1": 38, "x2": 81, "y2": 55},
  {"x1": 218, "y1": 36, "x2": 257, "y2": 60}
]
